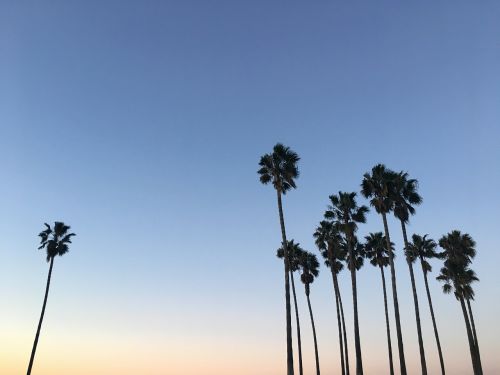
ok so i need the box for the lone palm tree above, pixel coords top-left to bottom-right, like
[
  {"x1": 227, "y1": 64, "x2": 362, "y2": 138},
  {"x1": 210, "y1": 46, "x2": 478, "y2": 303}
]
[
  {"x1": 258, "y1": 143, "x2": 300, "y2": 375},
  {"x1": 407, "y1": 234, "x2": 445, "y2": 375},
  {"x1": 278, "y1": 240, "x2": 305, "y2": 375},
  {"x1": 313, "y1": 220, "x2": 349, "y2": 375},
  {"x1": 393, "y1": 171, "x2": 427, "y2": 375},
  {"x1": 361, "y1": 164, "x2": 407, "y2": 375},
  {"x1": 438, "y1": 231, "x2": 482, "y2": 375},
  {"x1": 298, "y1": 251, "x2": 321, "y2": 375},
  {"x1": 27, "y1": 222, "x2": 75, "y2": 375},
  {"x1": 325, "y1": 192, "x2": 369, "y2": 375},
  {"x1": 364, "y1": 232, "x2": 395, "y2": 375}
]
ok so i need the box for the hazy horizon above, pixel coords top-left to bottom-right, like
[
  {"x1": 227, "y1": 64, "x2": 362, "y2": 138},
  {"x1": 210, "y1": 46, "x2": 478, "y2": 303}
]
[{"x1": 1, "y1": 1, "x2": 499, "y2": 374}]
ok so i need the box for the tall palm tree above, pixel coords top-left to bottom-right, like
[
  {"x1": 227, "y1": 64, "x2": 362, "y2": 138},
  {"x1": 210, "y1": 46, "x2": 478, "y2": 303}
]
[
  {"x1": 436, "y1": 262, "x2": 481, "y2": 374},
  {"x1": 27, "y1": 222, "x2": 76, "y2": 375},
  {"x1": 364, "y1": 232, "x2": 395, "y2": 375},
  {"x1": 392, "y1": 171, "x2": 427, "y2": 375},
  {"x1": 361, "y1": 164, "x2": 407, "y2": 375},
  {"x1": 258, "y1": 143, "x2": 300, "y2": 375},
  {"x1": 325, "y1": 192, "x2": 369, "y2": 375},
  {"x1": 314, "y1": 220, "x2": 349, "y2": 375},
  {"x1": 278, "y1": 240, "x2": 305, "y2": 375},
  {"x1": 299, "y1": 251, "x2": 321, "y2": 375},
  {"x1": 407, "y1": 234, "x2": 445, "y2": 375},
  {"x1": 438, "y1": 231, "x2": 482, "y2": 374}
]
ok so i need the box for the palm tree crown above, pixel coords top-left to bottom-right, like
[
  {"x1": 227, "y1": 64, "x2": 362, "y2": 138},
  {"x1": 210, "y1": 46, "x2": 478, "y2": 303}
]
[
  {"x1": 313, "y1": 220, "x2": 345, "y2": 273},
  {"x1": 438, "y1": 230, "x2": 476, "y2": 266},
  {"x1": 364, "y1": 232, "x2": 393, "y2": 268},
  {"x1": 277, "y1": 240, "x2": 305, "y2": 272},
  {"x1": 258, "y1": 143, "x2": 300, "y2": 194},
  {"x1": 325, "y1": 192, "x2": 369, "y2": 236},
  {"x1": 360, "y1": 164, "x2": 398, "y2": 213},
  {"x1": 392, "y1": 172, "x2": 423, "y2": 223},
  {"x1": 38, "y1": 222, "x2": 76, "y2": 262},
  {"x1": 407, "y1": 234, "x2": 439, "y2": 269},
  {"x1": 299, "y1": 251, "x2": 320, "y2": 294}
]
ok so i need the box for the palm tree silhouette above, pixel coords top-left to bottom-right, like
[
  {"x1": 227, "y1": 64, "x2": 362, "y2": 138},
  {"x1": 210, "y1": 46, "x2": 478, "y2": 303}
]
[
  {"x1": 407, "y1": 234, "x2": 445, "y2": 375},
  {"x1": 364, "y1": 232, "x2": 395, "y2": 375},
  {"x1": 325, "y1": 192, "x2": 368, "y2": 375},
  {"x1": 27, "y1": 222, "x2": 75, "y2": 375},
  {"x1": 278, "y1": 240, "x2": 305, "y2": 375},
  {"x1": 258, "y1": 143, "x2": 300, "y2": 375},
  {"x1": 314, "y1": 220, "x2": 349, "y2": 375},
  {"x1": 437, "y1": 231, "x2": 482, "y2": 374},
  {"x1": 298, "y1": 251, "x2": 321, "y2": 375},
  {"x1": 392, "y1": 171, "x2": 427, "y2": 375},
  {"x1": 361, "y1": 164, "x2": 407, "y2": 375}
]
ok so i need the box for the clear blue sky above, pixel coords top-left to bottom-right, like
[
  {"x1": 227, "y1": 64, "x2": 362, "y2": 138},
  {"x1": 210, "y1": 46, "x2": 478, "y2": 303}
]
[{"x1": 1, "y1": 1, "x2": 499, "y2": 374}]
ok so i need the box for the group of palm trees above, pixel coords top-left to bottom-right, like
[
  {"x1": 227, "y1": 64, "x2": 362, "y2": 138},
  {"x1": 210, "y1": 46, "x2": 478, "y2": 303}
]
[{"x1": 258, "y1": 143, "x2": 483, "y2": 375}]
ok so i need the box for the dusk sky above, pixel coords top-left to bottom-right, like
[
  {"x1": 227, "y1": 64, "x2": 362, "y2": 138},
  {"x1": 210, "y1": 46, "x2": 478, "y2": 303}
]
[{"x1": 1, "y1": 1, "x2": 499, "y2": 374}]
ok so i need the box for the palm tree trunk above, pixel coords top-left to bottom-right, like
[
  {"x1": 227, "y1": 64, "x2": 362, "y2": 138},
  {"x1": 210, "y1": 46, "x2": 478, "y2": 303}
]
[
  {"x1": 335, "y1": 273, "x2": 350, "y2": 375},
  {"x1": 467, "y1": 299, "x2": 482, "y2": 374},
  {"x1": 290, "y1": 271, "x2": 304, "y2": 375},
  {"x1": 400, "y1": 221, "x2": 427, "y2": 375},
  {"x1": 306, "y1": 287, "x2": 321, "y2": 375},
  {"x1": 381, "y1": 212, "x2": 407, "y2": 375},
  {"x1": 421, "y1": 261, "x2": 445, "y2": 375},
  {"x1": 330, "y1": 268, "x2": 346, "y2": 375},
  {"x1": 346, "y1": 230, "x2": 363, "y2": 375},
  {"x1": 276, "y1": 190, "x2": 295, "y2": 375},
  {"x1": 27, "y1": 257, "x2": 54, "y2": 375},
  {"x1": 459, "y1": 297, "x2": 481, "y2": 375},
  {"x1": 380, "y1": 266, "x2": 395, "y2": 375}
]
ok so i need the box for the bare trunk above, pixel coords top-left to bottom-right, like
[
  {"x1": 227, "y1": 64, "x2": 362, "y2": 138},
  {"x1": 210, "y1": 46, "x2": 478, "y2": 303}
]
[
  {"x1": 421, "y1": 260, "x2": 445, "y2": 375},
  {"x1": 381, "y1": 212, "x2": 407, "y2": 375},
  {"x1": 290, "y1": 271, "x2": 304, "y2": 375},
  {"x1": 380, "y1": 266, "x2": 395, "y2": 375},
  {"x1": 335, "y1": 273, "x2": 350, "y2": 375},
  {"x1": 277, "y1": 190, "x2": 295, "y2": 375},
  {"x1": 401, "y1": 221, "x2": 427, "y2": 375},
  {"x1": 306, "y1": 286, "x2": 320, "y2": 375},
  {"x1": 346, "y1": 228, "x2": 363, "y2": 375},
  {"x1": 467, "y1": 299, "x2": 482, "y2": 374},
  {"x1": 27, "y1": 257, "x2": 55, "y2": 375},
  {"x1": 330, "y1": 268, "x2": 346, "y2": 375},
  {"x1": 459, "y1": 297, "x2": 481, "y2": 375}
]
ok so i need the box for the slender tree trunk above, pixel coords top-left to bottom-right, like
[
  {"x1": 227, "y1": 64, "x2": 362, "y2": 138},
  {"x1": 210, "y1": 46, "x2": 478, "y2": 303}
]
[
  {"x1": 459, "y1": 297, "x2": 481, "y2": 375},
  {"x1": 330, "y1": 268, "x2": 346, "y2": 375},
  {"x1": 277, "y1": 190, "x2": 295, "y2": 375},
  {"x1": 27, "y1": 257, "x2": 55, "y2": 375},
  {"x1": 420, "y1": 260, "x2": 445, "y2": 375},
  {"x1": 306, "y1": 286, "x2": 321, "y2": 375},
  {"x1": 400, "y1": 221, "x2": 427, "y2": 375},
  {"x1": 380, "y1": 266, "x2": 395, "y2": 375},
  {"x1": 381, "y1": 212, "x2": 407, "y2": 375},
  {"x1": 290, "y1": 271, "x2": 304, "y2": 375},
  {"x1": 335, "y1": 273, "x2": 350, "y2": 375},
  {"x1": 467, "y1": 299, "x2": 482, "y2": 374},
  {"x1": 346, "y1": 229, "x2": 363, "y2": 375}
]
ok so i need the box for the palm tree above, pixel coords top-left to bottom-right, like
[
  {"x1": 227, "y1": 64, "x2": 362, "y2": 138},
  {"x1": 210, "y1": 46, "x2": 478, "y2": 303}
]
[
  {"x1": 361, "y1": 164, "x2": 407, "y2": 375},
  {"x1": 436, "y1": 262, "x2": 481, "y2": 374},
  {"x1": 258, "y1": 143, "x2": 300, "y2": 375},
  {"x1": 298, "y1": 251, "x2": 321, "y2": 375},
  {"x1": 27, "y1": 222, "x2": 76, "y2": 375},
  {"x1": 438, "y1": 231, "x2": 482, "y2": 374},
  {"x1": 314, "y1": 220, "x2": 349, "y2": 375},
  {"x1": 278, "y1": 240, "x2": 305, "y2": 375},
  {"x1": 407, "y1": 234, "x2": 445, "y2": 375},
  {"x1": 364, "y1": 232, "x2": 395, "y2": 375},
  {"x1": 325, "y1": 192, "x2": 369, "y2": 375},
  {"x1": 392, "y1": 171, "x2": 427, "y2": 375}
]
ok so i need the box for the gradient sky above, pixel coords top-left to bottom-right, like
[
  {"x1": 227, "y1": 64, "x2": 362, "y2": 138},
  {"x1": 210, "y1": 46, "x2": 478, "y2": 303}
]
[{"x1": 1, "y1": 1, "x2": 499, "y2": 374}]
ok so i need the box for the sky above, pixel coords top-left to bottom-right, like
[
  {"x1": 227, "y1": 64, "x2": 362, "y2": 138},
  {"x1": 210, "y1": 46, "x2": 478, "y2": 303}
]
[{"x1": 1, "y1": 1, "x2": 499, "y2": 374}]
